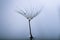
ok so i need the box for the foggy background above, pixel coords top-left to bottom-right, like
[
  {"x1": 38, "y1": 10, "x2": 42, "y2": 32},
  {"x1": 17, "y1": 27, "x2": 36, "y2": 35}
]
[{"x1": 0, "y1": 0, "x2": 60, "y2": 39}]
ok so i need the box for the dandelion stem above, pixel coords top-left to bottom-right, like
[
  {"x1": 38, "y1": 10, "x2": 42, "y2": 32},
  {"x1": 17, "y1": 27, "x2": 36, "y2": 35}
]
[{"x1": 28, "y1": 20, "x2": 33, "y2": 39}]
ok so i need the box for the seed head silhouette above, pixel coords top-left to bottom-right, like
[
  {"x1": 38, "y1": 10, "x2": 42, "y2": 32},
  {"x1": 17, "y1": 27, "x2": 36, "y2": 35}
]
[{"x1": 16, "y1": 7, "x2": 43, "y2": 39}]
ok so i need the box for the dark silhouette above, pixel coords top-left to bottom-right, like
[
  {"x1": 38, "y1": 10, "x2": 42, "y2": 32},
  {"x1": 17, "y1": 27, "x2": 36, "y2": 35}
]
[
  {"x1": 16, "y1": 7, "x2": 43, "y2": 40},
  {"x1": 29, "y1": 19, "x2": 33, "y2": 40}
]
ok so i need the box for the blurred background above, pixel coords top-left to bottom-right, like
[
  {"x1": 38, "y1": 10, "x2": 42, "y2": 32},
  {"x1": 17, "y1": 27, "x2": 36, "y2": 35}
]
[{"x1": 0, "y1": 0, "x2": 60, "y2": 39}]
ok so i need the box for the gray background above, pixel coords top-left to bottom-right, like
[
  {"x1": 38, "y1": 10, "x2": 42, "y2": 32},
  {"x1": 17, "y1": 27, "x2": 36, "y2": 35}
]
[{"x1": 0, "y1": 0, "x2": 60, "y2": 39}]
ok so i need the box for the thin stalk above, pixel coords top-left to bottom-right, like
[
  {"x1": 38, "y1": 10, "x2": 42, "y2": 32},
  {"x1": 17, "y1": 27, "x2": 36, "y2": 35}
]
[{"x1": 28, "y1": 20, "x2": 33, "y2": 39}]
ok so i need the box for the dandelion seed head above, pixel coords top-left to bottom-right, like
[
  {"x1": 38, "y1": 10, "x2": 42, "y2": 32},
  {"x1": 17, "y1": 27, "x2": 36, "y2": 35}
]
[{"x1": 17, "y1": 7, "x2": 43, "y2": 20}]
